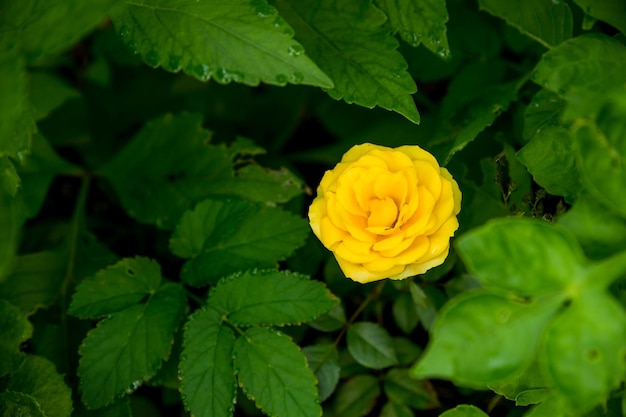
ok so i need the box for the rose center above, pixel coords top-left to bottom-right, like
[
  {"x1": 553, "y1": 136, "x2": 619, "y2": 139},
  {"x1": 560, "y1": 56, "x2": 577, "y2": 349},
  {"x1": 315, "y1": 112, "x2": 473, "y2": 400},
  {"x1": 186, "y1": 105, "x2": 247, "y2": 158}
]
[{"x1": 367, "y1": 197, "x2": 399, "y2": 228}]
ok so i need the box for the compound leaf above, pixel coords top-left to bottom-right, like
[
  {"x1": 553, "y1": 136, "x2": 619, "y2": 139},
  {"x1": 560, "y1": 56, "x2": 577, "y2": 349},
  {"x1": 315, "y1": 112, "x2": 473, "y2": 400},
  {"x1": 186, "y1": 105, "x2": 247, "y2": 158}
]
[
  {"x1": 170, "y1": 198, "x2": 309, "y2": 287},
  {"x1": 110, "y1": 0, "x2": 332, "y2": 87},
  {"x1": 347, "y1": 322, "x2": 398, "y2": 370},
  {"x1": 208, "y1": 269, "x2": 337, "y2": 326},
  {"x1": 275, "y1": 0, "x2": 419, "y2": 123},
  {"x1": 234, "y1": 327, "x2": 321, "y2": 417},
  {"x1": 180, "y1": 307, "x2": 236, "y2": 417}
]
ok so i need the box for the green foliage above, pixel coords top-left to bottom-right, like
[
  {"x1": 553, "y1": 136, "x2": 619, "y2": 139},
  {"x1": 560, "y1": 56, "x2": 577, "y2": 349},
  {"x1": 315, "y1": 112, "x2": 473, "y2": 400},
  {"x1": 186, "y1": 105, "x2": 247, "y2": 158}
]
[{"x1": 1, "y1": 0, "x2": 626, "y2": 416}]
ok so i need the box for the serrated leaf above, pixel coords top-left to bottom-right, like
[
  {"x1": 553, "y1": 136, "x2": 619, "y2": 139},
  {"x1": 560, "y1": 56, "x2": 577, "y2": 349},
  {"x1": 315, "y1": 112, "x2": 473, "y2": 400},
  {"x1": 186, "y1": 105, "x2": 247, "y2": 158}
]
[
  {"x1": 303, "y1": 344, "x2": 340, "y2": 402},
  {"x1": 78, "y1": 283, "x2": 187, "y2": 409},
  {"x1": 543, "y1": 291, "x2": 626, "y2": 413},
  {"x1": 478, "y1": 0, "x2": 572, "y2": 49},
  {"x1": 276, "y1": 0, "x2": 419, "y2": 123},
  {"x1": 376, "y1": 0, "x2": 450, "y2": 59},
  {"x1": 347, "y1": 322, "x2": 398, "y2": 370},
  {"x1": 531, "y1": 34, "x2": 626, "y2": 120},
  {"x1": 234, "y1": 327, "x2": 321, "y2": 417},
  {"x1": 572, "y1": 0, "x2": 626, "y2": 34},
  {"x1": 1, "y1": 0, "x2": 118, "y2": 62},
  {"x1": 170, "y1": 198, "x2": 309, "y2": 287},
  {"x1": 180, "y1": 307, "x2": 236, "y2": 417},
  {"x1": 69, "y1": 257, "x2": 163, "y2": 319},
  {"x1": 383, "y1": 368, "x2": 439, "y2": 410},
  {"x1": 329, "y1": 374, "x2": 380, "y2": 417},
  {"x1": 0, "y1": 300, "x2": 32, "y2": 377},
  {"x1": 110, "y1": 0, "x2": 332, "y2": 87},
  {"x1": 29, "y1": 71, "x2": 80, "y2": 121},
  {"x1": 0, "y1": 391, "x2": 46, "y2": 417},
  {"x1": 100, "y1": 113, "x2": 304, "y2": 229},
  {"x1": 5, "y1": 355, "x2": 73, "y2": 417},
  {"x1": 439, "y1": 405, "x2": 489, "y2": 417},
  {"x1": 456, "y1": 218, "x2": 586, "y2": 295},
  {"x1": 208, "y1": 269, "x2": 337, "y2": 326}
]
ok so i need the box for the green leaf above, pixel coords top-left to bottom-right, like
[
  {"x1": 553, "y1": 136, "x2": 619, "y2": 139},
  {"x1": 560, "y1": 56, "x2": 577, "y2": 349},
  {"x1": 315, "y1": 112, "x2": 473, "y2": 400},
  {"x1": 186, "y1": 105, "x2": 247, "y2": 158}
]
[
  {"x1": 275, "y1": 0, "x2": 419, "y2": 123},
  {"x1": 456, "y1": 218, "x2": 586, "y2": 295},
  {"x1": 110, "y1": 0, "x2": 332, "y2": 87},
  {"x1": 523, "y1": 89, "x2": 564, "y2": 142},
  {"x1": 308, "y1": 301, "x2": 346, "y2": 332},
  {"x1": 77, "y1": 282, "x2": 187, "y2": 409},
  {"x1": 409, "y1": 282, "x2": 438, "y2": 331},
  {"x1": 170, "y1": 198, "x2": 309, "y2": 287},
  {"x1": 392, "y1": 292, "x2": 419, "y2": 334},
  {"x1": 180, "y1": 307, "x2": 236, "y2": 417},
  {"x1": 0, "y1": 40, "x2": 35, "y2": 158},
  {"x1": 572, "y1": 0, "x2": 626, "y2": 34},
  {"x1": 383, "y1": 368, "x2": 439, "y2": 410},
  {"x1": 439, "y1": 405, "x2": 489, "y2": 417},
  {"x1": 0, "y1": 391, "x2": 46, "y2": 417},
  {"x1": 69, "y1": 257, "x2": 162, "y2": 319},
  {"x1": 0, "y1": 160, "x2": 20, "y2": 281},
  {"x1": 328, "y1": 374, "x2": 380, "y2": 417},
  {"x1": 234, "y1": 327, "x2": 321, "y2": 417},
  {"x1": 100, "y1": 113, "x2": 304, "y2": 230},
  {"x1": 531, "y1": 34, "x2": 626, "y2": 120},
  {"x1": 1, "y1": 0, "x2": 118, "y2": 62},
  {"x1": 543, "y1": 290, "x2": 626, "y2": 413},
  {"x1": 302, "y1": 344, "x2": 340, "y2": 402},
  {"x1": 208, "y1": 269, "x2": 337, "y2": 326},
  {"x1": 380, "y1": 402, "x2": 413, "y2": 417},
  {"x1": 478, "y1": 0, "x2": 572, "y2": 49},
  {"x1": 347, "y1": 322, "x2": 398, "y2": 369},
  {"x1": 412, "y1": 291, "x2": 560, "y2": 387},
  {"x1": 0, "y1": 299, "x2": 32, "y2": 377},
  {"x1": 5, "y1": 355, "x2": 73, "y2": 417},
  {"x1": 393, "y1": 337, "x2": 423, "y2": 367},
  {"x1": 489, "y1": 361, "x2": 551, "y2": 406},
  {"x1": 375, "y1": 0, "x2": 450, "y2": 59},
  {"x1": 28, "y1": 71, "x2": 80, "y2": 121}
]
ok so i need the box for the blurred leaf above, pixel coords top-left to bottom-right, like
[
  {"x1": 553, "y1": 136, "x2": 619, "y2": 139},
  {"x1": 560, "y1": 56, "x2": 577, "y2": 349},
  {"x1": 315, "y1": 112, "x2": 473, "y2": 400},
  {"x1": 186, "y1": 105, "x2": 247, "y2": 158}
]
[
  {"x1": 28, "y1": 71, "x2": 80, "y2": 121},
  {"x1": 392, "y1": 291, "x2": 419, "y2": 334},
  {"x1": 489, "y1": 361, "x2": 551, "y2": 406},
  {"x1": 180, "y1": 307, "x2": 236, "y2": 417},
  {"x1": 412, "y1": 290, "x2": 560, "y2": 387},
  {"x1": 0, "y1": 391, "x2": 46, "y2": 417},
  {"x1": 383, "y1": 368, "x2": 439, "y2": 410},
  {"x1": 478, "y1": 0, "x2": 572, "y2": 48},
  {"x1": 170, "y1": 198, "x2": 308, "y2": 287},
  {"x1": 77, "y1": 282, "x2": 187, "y2": 409},
  {"x1": 559, "y1": 196, "x2": 626, "y2": 259},
  {"x1": 376, "y1": 0, "x2": 450, "y2": 59},
  {"x1": 276, "y1": 0, "x2": 419, "y2": 123},
  {"x1": 100, "y1": 113, "x2": 305, "y2": 229},
  {"x1": 234, "y1": 327, "x2": 321, "y2": 417},
  {"x1": 69, "y1": 257, "x2": 162, "y2": 319},
  {"x1": 543, "y1": 290, "x2": 626, "y2": 413},
  {"x1": 409, "y1": 282, "x2": 438, "y2": 331},
  {"x1": 208, "y1": 269, "x2": 337, "y2": 326},
  {"x1": 5, "y1": 355, "x2": 73, "y2": 417},
  {"x1": 456, "y1": 218, "x2": 586, "y2": 295},
  {"x1": 329, "y1": 374, "x2": 380, "y2": 417},
  {"x1": 381, "y1": 402, "x2": 413, "y2": 417},
  {"x1": 308, "y1": 301, "x2": 346, "y2": 332},
  {"x1": 393, "y1": 337, "x2": 422, "y2": 366},
  {"x1": 572, "y1": 0, "x2": 626, "y2": 34},
  {"x1": 439, "y1": 404, "x2": 489, "y2": 417},
  {"x1": 523, "y1": 89, "x2": 564, "y2": 142},
  {"x1": 303, "y1": 344, "x2": 340, "y2": 402},
  {"x1": 532, "y1": 34, "x2": 626, "y2": 120},
  {"x1": 0, "y1": 299, "x2": 32, "y2": 377},
  {"x1": 0, "y1": 163, "x2": 20, "y2": 281},
  {"x1": 347, "y1": 322, "x2": 398, "y2": 369},
  {"x1": 110, "y1": 0, "x2": 332, "y2": 87}
]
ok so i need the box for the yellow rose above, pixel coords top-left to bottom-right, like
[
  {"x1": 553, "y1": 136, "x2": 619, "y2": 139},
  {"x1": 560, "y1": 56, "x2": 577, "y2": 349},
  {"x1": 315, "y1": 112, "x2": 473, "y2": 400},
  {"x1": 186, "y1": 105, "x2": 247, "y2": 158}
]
[{"x1": 308, "y1": 143, "x2": 461, "y2": 284}]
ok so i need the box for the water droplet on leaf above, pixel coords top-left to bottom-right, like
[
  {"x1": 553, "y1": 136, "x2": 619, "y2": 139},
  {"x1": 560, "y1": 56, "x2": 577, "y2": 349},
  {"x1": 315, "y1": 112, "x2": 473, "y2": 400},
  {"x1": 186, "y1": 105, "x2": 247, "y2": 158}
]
[
  {"x1": 287, "y1": 44, "x2": 304, "y2": 57},
  {"x1": 145, "y1": 50, "x2": 160, "y2": 67},
  {"x1": 290, "y1": 72, "x2": 304, "y2": 83},
  {"x1": 275, "y1": 74, "x2": 288, "y2": 84},
  {"x1": 169, "y1": 55, "x2": 182, "y2": 71}
]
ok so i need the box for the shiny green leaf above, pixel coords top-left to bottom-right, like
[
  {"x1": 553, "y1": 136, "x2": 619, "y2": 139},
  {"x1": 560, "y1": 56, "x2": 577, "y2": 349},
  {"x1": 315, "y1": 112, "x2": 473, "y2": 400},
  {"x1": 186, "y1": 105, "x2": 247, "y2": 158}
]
[
  {"x1": 303, "y1": 344, "x2": 340, "y2": 402},
  {"x1": 347, "y1": 322, "x2": 398, "y2": 370}
]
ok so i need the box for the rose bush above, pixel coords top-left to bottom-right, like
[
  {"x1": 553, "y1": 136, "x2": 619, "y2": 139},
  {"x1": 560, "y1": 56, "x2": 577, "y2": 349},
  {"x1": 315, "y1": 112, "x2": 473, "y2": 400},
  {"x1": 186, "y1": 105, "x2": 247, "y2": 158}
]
[{"x1": 309, "y1": 143, "x2": 461, "y2": 283}]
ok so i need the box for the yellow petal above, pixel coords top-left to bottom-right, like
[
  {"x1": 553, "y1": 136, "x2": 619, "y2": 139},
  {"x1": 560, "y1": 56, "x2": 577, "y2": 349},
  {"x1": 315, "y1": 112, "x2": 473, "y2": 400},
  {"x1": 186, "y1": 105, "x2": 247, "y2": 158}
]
[
  {"x1": 373, "y1": 231, "x2": 405, "y2": 252},
  {"x1": 340, "y1": 143, "x2": 383, "y2": 163},
  {"x1": 378, "y1": 235, "x2": 414, "y2": 258},
  {"x1": 367, "y1": 197, "x2": 398, "y2": 228},
  {"x1": 396, "y1": 144, "x2": 439, "y2": 168},
  {"x1": 403, "y1": 186, "x2": 435, "y2": 236},
  {"x1": 441, "y1": 167, "x2": 462, "y2": 214},
  {"x1": 414, "y1": 160, "x2": 442, "y2": 201},
  {"x1": 374, "y1": 172, "x2": 408, "y2": 206},
  {"x1": 395, "y1": 236, "x2": 429, "y2": 264}
]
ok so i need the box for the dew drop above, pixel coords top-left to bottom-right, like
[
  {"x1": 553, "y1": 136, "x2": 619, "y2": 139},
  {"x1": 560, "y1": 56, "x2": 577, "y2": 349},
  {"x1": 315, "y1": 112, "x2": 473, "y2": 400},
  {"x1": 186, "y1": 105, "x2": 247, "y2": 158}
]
[
  {"x1": 273, "y1": 16, "x2": 286, "y2": 28},
  {"x1": 251, "y1": 0, "x2": 273, "y2": 17},
  {"x1": 118, "y1": 25, "x2": 131, "y2": 40},
  {"x1": 193, "y1": 64, "x2": 212, "y2": 81},
  {"x1": 283, "y1": 27, "x2": 295, "y2": 37},
  {"x1": 145, "y1": 50, "x2": 160, "y2": 67},
  {"x1": 287, "y1": 44, "x2": 304, "y2": 57},
  {"x1": 275, "y1": 73, "x2": 288, "y2": 84},
  {"x1": 437, "y1": 47, "x2": 451, "y2": 61},
  {"x1": 169, "y1": 55, "x2": 182, "y2": 71},
  {"x1": 290, "y1": 72, "x2": 304, "y2": 83}
]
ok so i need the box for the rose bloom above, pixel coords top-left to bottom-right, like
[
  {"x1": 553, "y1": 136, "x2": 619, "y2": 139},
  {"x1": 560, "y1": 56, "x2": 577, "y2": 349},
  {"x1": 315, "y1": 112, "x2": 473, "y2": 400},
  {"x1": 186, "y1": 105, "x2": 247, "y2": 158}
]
[{"x1": 308, "y1": 143, "x2": 461, "y2": 283}]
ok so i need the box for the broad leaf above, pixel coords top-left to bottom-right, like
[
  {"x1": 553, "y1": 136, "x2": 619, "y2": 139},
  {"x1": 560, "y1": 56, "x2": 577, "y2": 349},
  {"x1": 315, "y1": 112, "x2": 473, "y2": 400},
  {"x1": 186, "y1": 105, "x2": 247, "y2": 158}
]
[
  {"x1": 77, "y1": 283, "x2": 187, "y2": 409},
  {"x1": 5, "y1": 355, "x2": 73, "y2": 417},
  {"x1": 180, "y1": 307, "x2": 236, "y2": 417},
  {"x1": 439, "y1": 405, "x2": 489, "y2": 417},
  {"x1": 347, "y1": 322, "x2": 398, "y2": 369},
  {"x1": 208, "y1": 269, "x2": 337, "y2": 326},
  {"x1": 383, "y1": 368, "x2": 439, "y2": 410},
  {"x1": 376, "y1": 0, "x2": 450, "y2": 59},
  {"x1": 170, "y1": 198, "x2": 309, "y2": 287},
  {"x1": 100, "y1": 113, "x2": 305, "y2": 229},
  {"x1": 409, "y1": 282, "x2": 438, "y2": 331},
  {"x1": 572, "y1": 0, "x2": 626, "y2": 34},
  {"x1": 110, "y1": 0, "x2": 332, "y2": 87},
  {"x1": 303, "y1": 344, "x2": 340, "y2": 402},
  {"x1": 523, "y1": 89, "x2": 564, "y2": 142},
  {"x1": 380, "y1": 402, "x2": 413, "y2": 417},
  {"x1": 328, "y1": 374, "x2": 380, "y2": 417},
  {"x1": 0, "y1": 391, "x2": 45, "y2": 417},
  {"x1": 0, "y1": 299, "x2": 32, "y2": 377},
  {"x1": 308, "y1": 301, "x2": 346, "y2": 332},
  {"x1": 412, "y1": 291, "x2": 561, "y2": 387},
  {"x1": 0, "y1": 159, "x2": 20, "y2": 280},
  {"x1": 392, "y1": 291, "x2": 419, "y2": 334},
  {"x1": 456, "y1": 218, "x2": 586, "y2": 295},
  {"x1": 29, "y1": 71, "x2": 80, "y2": 121},
  {"x1": 478, "y1": 0, "x2": 572, "y2": 48},
  {"x1": 489, "y1": 361, "x2": 551, "y2": 406},
  {"x1": 275, "y1": 0, "x2": 419, "y2": 123},
  {"x1": 543, "y1": 290, "x2": 626, "y2": 413},
  {"x1": 234, "y1": 327, "x2": 321, "y2": 417},
  {"x1": 69, "y1": 257, "x2": 162, "y2": 319}
]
